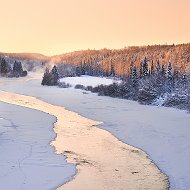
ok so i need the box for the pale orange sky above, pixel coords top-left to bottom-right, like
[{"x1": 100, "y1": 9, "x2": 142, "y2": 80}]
[{"x1": 0, "y1": 0, "x2": 190, "y2": 55}]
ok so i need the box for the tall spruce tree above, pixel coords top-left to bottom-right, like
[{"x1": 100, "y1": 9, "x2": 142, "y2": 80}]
[
  {"x1": 167, "y1": 62, "x2": 173, "y2": 80},
  {"x1": 167, "y1": 62, "x2": 173, "y2": 91},
  {"x1": 110, "y1": 59, "x2": 115, "y2": 77},
  {"x1": 142, "y1": 57, "x2": 148, "y2": 77},
  {"x1": 150, "y1": 61, "x2": 155, "y2": 75},
  {"x1": 51, "y1": 65, "x2": 59, "y2": 85},
  {"x1": 0, "y1": 58, "x2": 8, "y2": 74},
  {"x1": 132, "y1": 65, "x2": 138, "y2": 88},
  {"x1": 41, "y1": 67, "x2": 51, "y2": 85},
  {"x1": 13, "y1": 61, "x2": 23, "y2": 76},
  {"x1": 161, "y1": 64, "x2": 166, "y2": 77}
]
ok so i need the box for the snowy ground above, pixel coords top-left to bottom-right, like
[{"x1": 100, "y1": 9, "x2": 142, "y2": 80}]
[
  {"x1": 60, "y1": 75, "x2": 121, "y2": 87},
  {"x1": 0, "y1": 74, "x2": 190, "y2": 190},
  {"x1": 0, "y1": 90, "x2": 167, "y2": 190},
  {"x1": 0, "y1": 102, "x2": 75, "y2": 190}
]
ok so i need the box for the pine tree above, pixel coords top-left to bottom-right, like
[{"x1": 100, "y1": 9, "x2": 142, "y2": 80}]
[
  {"x1": 0, "y1": 58, "x2": 8, "y2": 74},
  {"x1": 173, "y1": 67, "x2": 179, "y2": 88},
  {"x1": 13, "y1": 61, "x2": 23, "y2": 76},
  {"x1": 51, "y1": 65, "x2": 59, "y2": 78},
  {"x1": 41, "y1": 67, "x2": 51, "y2": 85},
  {"x1": 110, "y1": 59, "x2": 115, "y2": 77},
  {"x1": 51, "y1": 65, "x2": 59, "y2": 85},
  {"x1": 167, "y1": 62, "x2": 172, "y2": 80},
  {"x1": 150, "y1": 61, "x2": 155, "y2": 75},
  {"x1": 132, "y1": 65, "x2": 138, "y2": 88},
  {"x1": 161, "y1": 64, "x2": 166, "y2": 77},
  {"x1": 141, "y1": 57, "x2": 148, "y2": 77},
  {"x1": 13, "y1": 61, "x2": 18, "y2": 73},
  {"x1": 76, "y1": 65, "x2": 82, "y2": 76},
  {"x1": 173, "y1": 68, "x2": 178, "y2": 80},
  {"x1": 167, "y1": 62, "x2": 173, "y2": 91}
]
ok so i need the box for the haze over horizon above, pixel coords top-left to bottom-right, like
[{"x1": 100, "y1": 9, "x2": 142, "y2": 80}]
[{"x1": 0, "y1": 0, "x2": 190, "y2": 56}]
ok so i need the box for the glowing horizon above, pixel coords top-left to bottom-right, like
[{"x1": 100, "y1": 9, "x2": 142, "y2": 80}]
[{"x1": 0, "y1": 0, "x2": 190, "y2": 56}]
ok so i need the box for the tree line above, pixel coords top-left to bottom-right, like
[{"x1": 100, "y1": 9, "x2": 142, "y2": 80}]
[
  {"x1": 55, "y1": 56, "x2": 190, "y2": 110},
  {"x1": 51, "y1": 43, "x2": 190, "y2": 79},
  {"x1": 0, "y1": 58, "x2": 27, "y2": 77},
  {"x1": 41, "y1": 65, "x2": 59, "y2": 86}
]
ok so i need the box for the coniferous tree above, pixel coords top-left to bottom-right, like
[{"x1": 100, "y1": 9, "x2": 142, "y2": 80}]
[
  {"x1": 41, "y1": 67, "x2": 51, "y2": 85},
  {"x1": 51, "y1": 65, "x2": 59, "y2": 85},
  {"x1": 132, "y1": 65, "x2": 138, "y2": 88},
  {"x1": 173, "y1": 67, "x2": 179, "y2": 88},
  {"x1": 13, "y1": 61, "x2": 23, "y2": 76},
  {"x1": 110, "y1": 59, "x2": 115, "y2": 77},
  {"x1": 0, "y1": 58, "x2": 8, "y2": 74},
  {"x1": 167, "y1": 62, "x2": 173, "y2": 91},
  {"x1": 13, "y1": 61, "x2": 18, "y2": 73},
  {"x1": 76, "y1": 65, "x2": 82, "y2": 76},
  {"x1": 18, "y1": 62, "x2": 23, "y2": 73},
  {"x1": 161, "y1": 64, "x2": 166, "y2": 77},
  {"x1": 142, "y1": 57, "x2": 148, "y2": 77},
  {"x1": 167, "y1": 62, "x2": 172, "y2": 79},
  {"x1": 173, "y1": 68, "x2": 178, "y2": 80},
  {"x1": 41, "y1": 65, "x2": 59, "y2": 86},
  {"x1": 150, "y1": 61, "x2": 155, "y2": 75}
]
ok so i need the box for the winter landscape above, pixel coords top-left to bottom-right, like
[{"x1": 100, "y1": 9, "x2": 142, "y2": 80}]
[{"x1": 1, "y1": 0, "x2": 190, "y2": 190}]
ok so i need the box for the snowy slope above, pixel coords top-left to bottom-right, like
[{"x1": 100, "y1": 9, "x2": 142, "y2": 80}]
[
  {"x1": 0, "y1": 73, "x2": 190, "y2": 190},
  {"x1": 60, "y1": 75, "x2": 121, "y2": 87}
]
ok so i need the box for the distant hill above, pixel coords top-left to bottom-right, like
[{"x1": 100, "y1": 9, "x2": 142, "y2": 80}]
[
  {"x1": 0, "y1": 52, "x2": 49, "y2": 71},
  {"x1": 1, "y1": 43, "x2": 190, "y2": 75},
  {"x1": 50, "y1": 43, "x2": 190, "y2": 76},
  {"x1": 0, "y1": 52, "x2": 48, "y2": 61}
]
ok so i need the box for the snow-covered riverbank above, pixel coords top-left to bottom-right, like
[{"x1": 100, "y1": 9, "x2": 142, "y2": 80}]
[
  {"x1": 0, "y1": 90, "x2": 168, "y2": 190},
  {"x1": 1, "y1": 73, "x2": 190, "y2": 189},
  {"x1": 0, "y1": 101, "x2": 75, "y2": 190}
]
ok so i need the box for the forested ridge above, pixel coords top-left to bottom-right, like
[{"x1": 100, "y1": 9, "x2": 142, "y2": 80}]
[
  {"x1": 53, "y1": 43, "x2": 190, "y2": 78},
  {"x1": 51, "y1": 43, "x2": 190, "y2": 111},
  {"x1": 0, "y1": 58, "x2": 27, "y2": 77},
  {"x1": 1, "y1": 43, "x2": 190, "y2": 77}
]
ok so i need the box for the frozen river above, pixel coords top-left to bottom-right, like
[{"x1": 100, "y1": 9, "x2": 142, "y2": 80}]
[
  {"x1": 0, "y1": 73, "x2": 190, "y2": 189},
  {"x1": 0, "y1": 101, "x2": 75, "y2": 190}
]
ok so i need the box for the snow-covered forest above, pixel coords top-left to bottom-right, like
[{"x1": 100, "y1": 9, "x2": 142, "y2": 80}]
[
  {"x1": 39, "y1": 44, "x2": 190, "y2": 111},
  {"x1": 69, "y1": 58, "x2": 190, "y2": 111},
  {"x1": 52, "y1": 43, "x2": 190, "y2": 77},
  {"x1": 1, "y1": 43, "x2": 190, "y2": 110},
  {"x1": 0, "y1": 58, "x2": 27, "y2": 77}
]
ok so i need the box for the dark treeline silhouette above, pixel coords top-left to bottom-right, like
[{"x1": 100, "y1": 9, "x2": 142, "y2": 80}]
[
  {"x1": 0, "y1": 58, "x2": 27, "y2": 77},
  {"x1": 41, "y1": 65, "x2": 59, "y2": 86}
]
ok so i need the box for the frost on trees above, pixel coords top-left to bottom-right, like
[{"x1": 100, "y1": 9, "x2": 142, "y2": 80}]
[{"x1": 41, "y1": 65, "x2": 59, "y2": 86}]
